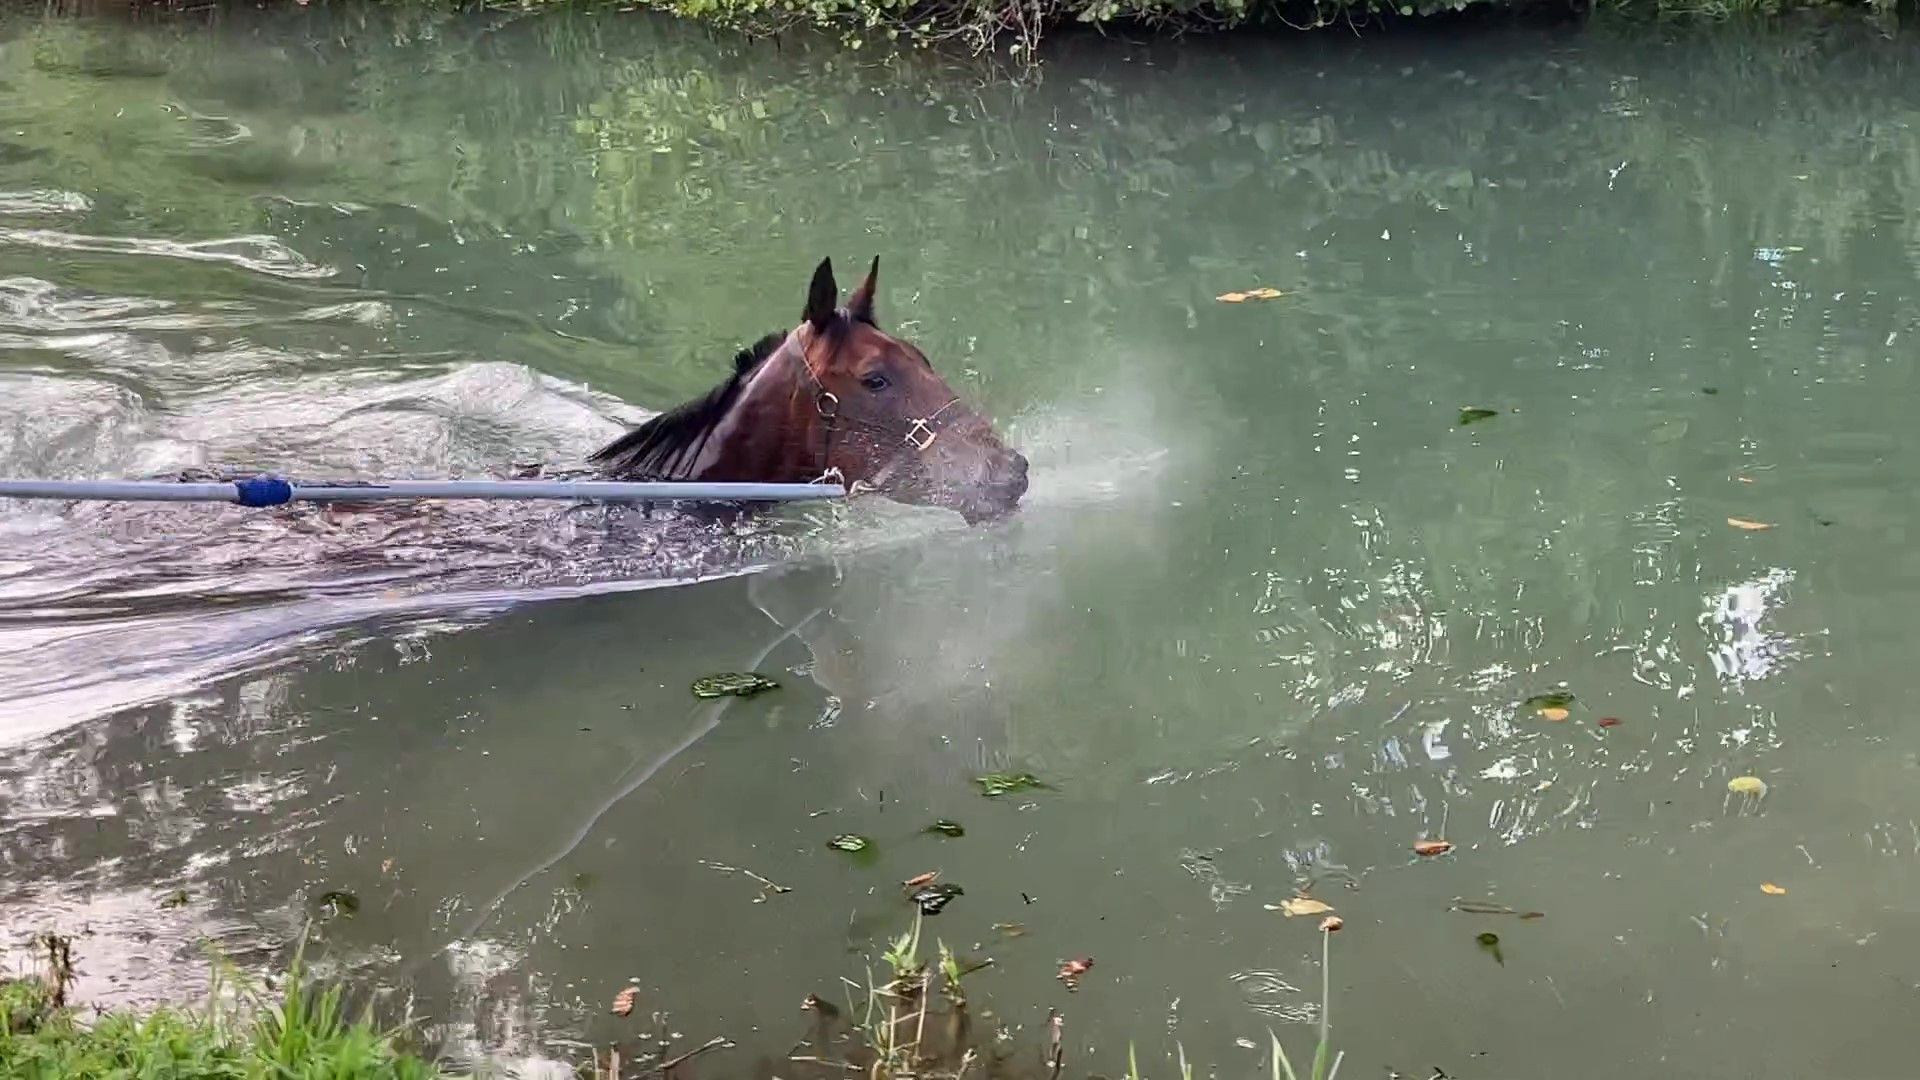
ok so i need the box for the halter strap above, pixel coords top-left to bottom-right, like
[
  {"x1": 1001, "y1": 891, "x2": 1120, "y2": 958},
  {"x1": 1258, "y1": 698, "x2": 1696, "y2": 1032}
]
[{"x1": 789, "y1": 337, "x2": 962, "y2": 464}]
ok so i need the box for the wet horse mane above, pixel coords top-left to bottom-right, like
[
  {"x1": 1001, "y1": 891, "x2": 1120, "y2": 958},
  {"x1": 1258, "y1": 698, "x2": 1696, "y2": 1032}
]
[{"x1": 587, "y1": 331, "x2": 788, "y2": 480}]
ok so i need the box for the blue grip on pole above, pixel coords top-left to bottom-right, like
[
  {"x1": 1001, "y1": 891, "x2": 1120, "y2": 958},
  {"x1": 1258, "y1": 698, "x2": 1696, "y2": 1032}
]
[{"x1": 233, "y1": 476, "x2": 294, "y2": 507}]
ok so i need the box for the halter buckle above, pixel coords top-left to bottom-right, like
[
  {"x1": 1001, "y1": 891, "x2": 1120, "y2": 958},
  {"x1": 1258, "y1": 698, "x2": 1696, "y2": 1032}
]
[{"x1": 905, "y1": 418, "x2": 937, "y2": 452}]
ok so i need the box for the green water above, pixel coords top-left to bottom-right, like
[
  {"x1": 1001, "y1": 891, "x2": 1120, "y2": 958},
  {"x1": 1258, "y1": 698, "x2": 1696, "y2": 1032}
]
[{"x1": 4, "y1": 5, "x2": 1920, "y2": 1077}]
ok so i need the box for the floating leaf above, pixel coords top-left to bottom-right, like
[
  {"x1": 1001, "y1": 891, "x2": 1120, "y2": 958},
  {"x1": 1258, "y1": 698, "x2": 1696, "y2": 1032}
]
[
  {"x1": 1727, "y1": 776, "x2": 1769, "y2": 797},
  {"x1": 926, "y1": 819, "x2": 965, "y2": 838},
  {"x1": 1216, "y1": 287, "x2": 1286, "y2": 304},
  {"x1": 1320, "y1": 916, "x2": 1343, "y2": 933},
  {"x1": 902, "y1": 871, "x2": 940, "y2": 890},
  {"x1": 1413, "y1": 840, "x2": 1454, "y2": 857},
  {"x1": 1760, "y1": 882, "x2": 1787, "y2": 896},
  {"x1": 991, "y1": 922, "x2": 1028, "y2": 938},
  {"x1": 611, "y1": 986, "x2": 638, "y2": 1016},
  {"x1": 1597, "y1": 717, "x2": 1622, "y2": 728},
  {"x1": 827, "y1": 834, "x2": 874, "y2": 854},
  {"x1": 160, "y1": 890, "x2": 189, "y2": 909},
  {"x1": 1056, "y1": 957, "x2": 1094, "y2": 989},
  {"x1": 316, "y1": 890, "x2": 359, "y2": 919},
  {"x1": 1476, "y1": 931, "x2": 1504, "y2": 966},
  {"x1": 1266, "y1": 896, "x2": 1336, "y2": 917},
  {"x1": 1726, "y1": 517, "x2": 1774, "y2": 531},
  {"x1": 1524, "y1": 691, "x2": 1575, "y2": 710},
  {"x1": 1538, "y1": 706, "x2": 1571, "y2": 722},
  {"x1": 691, "y1": 672, "x2": 780, "y2": 699},
  {"x1": 909, "y1": 882, "x2": 964, "y2": 915},
  {"x1": 1458, "y1": 407, "x2": 1501, "y2": 426},
  {"x1": 975, "y1": 772, "x2": 1049, "y2": 797}
]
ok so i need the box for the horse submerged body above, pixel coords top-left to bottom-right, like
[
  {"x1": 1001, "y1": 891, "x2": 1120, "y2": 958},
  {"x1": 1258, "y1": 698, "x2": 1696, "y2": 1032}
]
[
  {"x1": 0, "y1": 258, "x2": 1031, "y2": 730},
  {"x1": 587, "y1": 256, "x2": 1030, "y2": 525}
]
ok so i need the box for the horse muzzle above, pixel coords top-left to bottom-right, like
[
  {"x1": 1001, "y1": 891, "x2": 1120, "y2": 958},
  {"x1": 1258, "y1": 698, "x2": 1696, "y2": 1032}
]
[{"x1": 955, "y1": 450, "x2": 1029, "y2": 525}]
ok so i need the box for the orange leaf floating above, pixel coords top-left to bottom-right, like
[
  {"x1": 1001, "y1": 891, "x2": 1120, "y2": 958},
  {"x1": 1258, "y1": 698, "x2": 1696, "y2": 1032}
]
[
  {"x1": 1760, "y1": 882, "x2": 1786, "y2": 895},
  {"x1": 1216, "y1": 287, "x2": 1287, "y2": 304},
  {"x1": 1598, "y1": 716, "x2": 1622, "y2": 728},
  {"x1": 1057, "y1": 957, "x2": 1094, "y2": 991},
  {"x1": 902, "y1": 871, "x2": 940, "y2": 890},
  {"x1": 1413, "y1": 840, "x2": 1454, "y2": 857},
  {"x1": 1727, "y1": 517, "x2": 1774, "y2": 531},
  {"x1": 611, "y1": 986, "x2": 638, "y2": 1017},
  {"x1": 1539, "y1": 706, "x2": 1571, "y2": 722}
]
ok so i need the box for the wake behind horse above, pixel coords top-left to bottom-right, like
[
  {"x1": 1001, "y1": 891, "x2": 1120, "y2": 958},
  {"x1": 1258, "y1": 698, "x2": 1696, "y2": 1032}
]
[{"x1": 588, "y1": 256, "x2": 1030, "y2": 525}]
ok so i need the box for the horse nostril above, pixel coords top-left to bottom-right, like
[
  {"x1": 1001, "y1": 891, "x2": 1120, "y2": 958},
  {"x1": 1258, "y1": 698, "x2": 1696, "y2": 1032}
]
[{"x1": 997, "y1": 452, "x2": 1030, "y2": 496}]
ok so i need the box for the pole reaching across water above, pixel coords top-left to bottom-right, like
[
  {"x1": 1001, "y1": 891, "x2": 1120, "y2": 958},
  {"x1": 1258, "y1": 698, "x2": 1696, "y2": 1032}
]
[{"x1": 0, "y1": 476, "x2": 848, "y2": 507}]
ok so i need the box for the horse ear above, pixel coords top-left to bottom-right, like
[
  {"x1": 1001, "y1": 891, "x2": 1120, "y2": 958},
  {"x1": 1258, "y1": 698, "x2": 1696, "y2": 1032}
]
[
  {"x1": 804, "y1": 257, "x2": 838, "y2": 332},
  {"x1": 846, "y1": 256, "x2": 880, "y2": 325}
]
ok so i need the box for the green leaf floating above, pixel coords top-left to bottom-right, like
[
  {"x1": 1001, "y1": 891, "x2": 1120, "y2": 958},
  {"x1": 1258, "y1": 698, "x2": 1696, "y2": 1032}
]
[
  {"x1": 827, "y1": 834, "x2": 879, "y2": 866},
  {"x1": 926, "y1": 819, "x2": 966, "y2": 837},
  {"x1": 691, "y1": 672, "x2": 780, "y2": 699},
  {"x1": 1522, "y1": 691, "x2": 1575, "y2": 710},
  {"x1": 975, "y1": 772, "x2": 1050, "y2": 797},
  {"x1": 1477, "y1": 931, "x2": 1504, "y2": 966},
  {"x1": 1458, "y1": 407, "x2": 1501, "y2": 426}
]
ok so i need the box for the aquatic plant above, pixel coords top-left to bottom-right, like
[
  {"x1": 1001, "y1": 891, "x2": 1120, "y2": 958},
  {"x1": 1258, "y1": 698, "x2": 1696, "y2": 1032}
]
[{"x1": 0, "y1": 931, "x2": 447, "y2": 1079}]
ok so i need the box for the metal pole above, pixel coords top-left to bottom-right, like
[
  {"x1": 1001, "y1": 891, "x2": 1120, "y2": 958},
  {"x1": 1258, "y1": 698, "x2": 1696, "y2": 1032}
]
[{"x1": 0, "y1": 478, "x2": 847, "y2": 505}]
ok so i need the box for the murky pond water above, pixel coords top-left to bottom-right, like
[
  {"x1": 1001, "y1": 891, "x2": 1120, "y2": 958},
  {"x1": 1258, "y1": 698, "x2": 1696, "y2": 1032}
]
[{"x1": 6, "y1": 5, "x2": 1920, "y2": 1076}]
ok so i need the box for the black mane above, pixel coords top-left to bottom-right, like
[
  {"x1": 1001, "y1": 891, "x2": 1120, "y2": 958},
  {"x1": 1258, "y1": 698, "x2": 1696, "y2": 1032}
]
[{"x1": 588, "y1": 331, "x2": 787, "y2": 480}]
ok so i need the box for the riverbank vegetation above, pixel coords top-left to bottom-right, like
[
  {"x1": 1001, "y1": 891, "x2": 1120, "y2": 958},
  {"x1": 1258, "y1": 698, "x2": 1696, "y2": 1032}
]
[
  {"x1": 0, "y1": 933, "x2": 443, "y2": 1079},
  {"x1": 0, "y1": 915, "x2": 1344, "y2": 1078},
  {"x1": 584, "y1": 0, "x2": 1893, "y2": 61},
  {"x1": 52, "y1": 0, "x2": 1908, "y2": 65}
]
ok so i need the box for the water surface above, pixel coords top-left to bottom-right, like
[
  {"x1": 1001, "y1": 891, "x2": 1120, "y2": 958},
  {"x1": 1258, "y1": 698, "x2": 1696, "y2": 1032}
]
[{"x1": 3, "y1": 7, "x2": 1920, "y2": 1078}]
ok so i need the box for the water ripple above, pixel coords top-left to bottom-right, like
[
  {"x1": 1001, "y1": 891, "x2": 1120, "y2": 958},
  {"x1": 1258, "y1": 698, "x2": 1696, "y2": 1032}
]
[
  {"x1": 0, "y1": 229, "x2": 333, "y2": 280},
  {"x1": 0, "y1": 190, "x2": 92, "y2": 216}
]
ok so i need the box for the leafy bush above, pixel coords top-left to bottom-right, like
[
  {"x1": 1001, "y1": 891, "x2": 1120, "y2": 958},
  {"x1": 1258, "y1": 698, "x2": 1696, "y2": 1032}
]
[{"x1": 639, "y1": 0, "x2": 1885, "y2": 58}]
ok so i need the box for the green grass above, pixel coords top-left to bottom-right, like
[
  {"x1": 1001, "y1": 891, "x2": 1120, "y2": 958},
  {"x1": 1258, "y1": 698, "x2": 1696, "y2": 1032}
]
[{"x1": 0, "y1": 933, "x2": 451, "y2": 1080}]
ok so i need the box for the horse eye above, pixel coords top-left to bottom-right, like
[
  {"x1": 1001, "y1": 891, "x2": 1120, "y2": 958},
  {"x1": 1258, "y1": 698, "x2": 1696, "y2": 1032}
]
[{"x1": 860, "y1": 373, "x2": 890, "y2": 392}]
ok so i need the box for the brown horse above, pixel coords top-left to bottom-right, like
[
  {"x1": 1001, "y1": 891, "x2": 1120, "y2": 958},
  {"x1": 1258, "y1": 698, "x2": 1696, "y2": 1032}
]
[{"x1": 588, "y1": 257, "x2": 1029, "y2": 525}]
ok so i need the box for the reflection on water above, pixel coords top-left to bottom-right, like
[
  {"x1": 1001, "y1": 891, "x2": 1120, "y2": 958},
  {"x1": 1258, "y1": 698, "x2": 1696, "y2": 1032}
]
[{"x1": 6, "y1": 5, "x2": 1920, "y2": 1079}]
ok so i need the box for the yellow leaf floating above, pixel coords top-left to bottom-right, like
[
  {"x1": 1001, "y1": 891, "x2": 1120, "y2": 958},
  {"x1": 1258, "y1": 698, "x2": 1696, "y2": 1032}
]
[
  {"x1": 1727, "y1": 776, "x2": 1768, "y2": 797},
  {"x1": 1216, "y1": 287, "x2": 1287, "y2": 304},
  {"x1": 1760, "y1": 883, "x2": 1787, "y2": 896},
  {"x1": 1538, "y1": 706, "x2": 1570, "y2": 722},
  {"x1": 1266, "y1": 896, "x2": 1336, "y2": 917},
  {"x1": 1727, "y1": 517, "x2": 1774, "y2": 531}
]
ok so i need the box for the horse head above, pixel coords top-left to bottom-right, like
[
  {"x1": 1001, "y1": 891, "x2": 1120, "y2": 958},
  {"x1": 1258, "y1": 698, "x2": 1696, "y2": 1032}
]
[{"x1": 590, "y1": 257, "x2": 1030, "y2": 525}]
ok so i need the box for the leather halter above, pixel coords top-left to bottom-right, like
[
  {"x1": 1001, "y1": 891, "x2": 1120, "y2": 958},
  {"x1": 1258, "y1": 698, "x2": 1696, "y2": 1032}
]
[{"x1": 789, "y1": 333, "x2": 960, "y2": 477}]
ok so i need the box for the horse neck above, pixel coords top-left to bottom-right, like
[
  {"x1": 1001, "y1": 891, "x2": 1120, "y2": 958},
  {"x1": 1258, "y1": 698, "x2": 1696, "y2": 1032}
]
[{"x1": 695, "y1": 348, "x2": 828, "y2": 484}]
